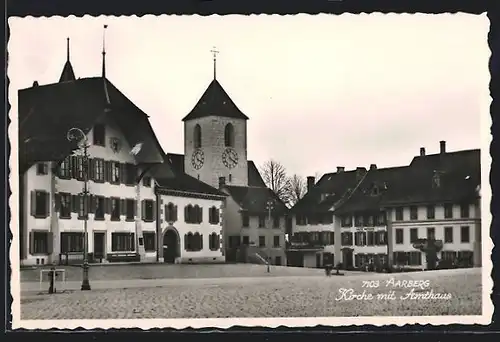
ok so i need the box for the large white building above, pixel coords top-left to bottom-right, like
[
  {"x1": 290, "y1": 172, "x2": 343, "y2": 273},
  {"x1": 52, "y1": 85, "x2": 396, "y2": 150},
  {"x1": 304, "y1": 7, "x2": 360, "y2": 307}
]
[{"x1": 289, "y1": 142, "x2": 481, "y2": 270}]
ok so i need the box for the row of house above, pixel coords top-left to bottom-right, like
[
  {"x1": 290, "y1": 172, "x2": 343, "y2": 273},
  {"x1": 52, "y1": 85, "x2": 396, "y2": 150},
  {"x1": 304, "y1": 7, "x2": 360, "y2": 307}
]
[
  {"x1": 288, "y1": 143, "x2": 482, "y2": 270},
  {"x1": 18, "y1": 38, "x2": 482, "y2": 270}
]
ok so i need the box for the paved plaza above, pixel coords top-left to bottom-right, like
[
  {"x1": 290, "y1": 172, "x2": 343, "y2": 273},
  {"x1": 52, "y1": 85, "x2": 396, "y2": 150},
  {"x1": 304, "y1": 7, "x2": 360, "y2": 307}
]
[{"x1": 19, "y1": 267, "x2": 481, "y2": 319}]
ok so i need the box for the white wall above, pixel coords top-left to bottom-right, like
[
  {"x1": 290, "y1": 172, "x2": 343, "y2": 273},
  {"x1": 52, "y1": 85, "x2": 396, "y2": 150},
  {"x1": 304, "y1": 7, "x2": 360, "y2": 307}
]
[
  {"x1": 21, "y1": 121, "x2": 157, "y2": 266},
  {"x1": 158, "y1": 193, "x2": 225, "y2": 263}
]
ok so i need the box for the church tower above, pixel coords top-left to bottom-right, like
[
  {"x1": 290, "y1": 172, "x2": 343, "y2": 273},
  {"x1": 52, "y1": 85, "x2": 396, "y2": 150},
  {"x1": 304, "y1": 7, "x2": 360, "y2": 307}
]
[{"x1": 183, "y1": 48, "x2": 249, "y2": 189}]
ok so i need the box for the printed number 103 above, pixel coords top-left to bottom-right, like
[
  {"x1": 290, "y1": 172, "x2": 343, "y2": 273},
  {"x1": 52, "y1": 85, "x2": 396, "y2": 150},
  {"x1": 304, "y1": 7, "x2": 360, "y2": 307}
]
[{"x1": 362, "y1": 280, "x2": 380, "y2": 288}]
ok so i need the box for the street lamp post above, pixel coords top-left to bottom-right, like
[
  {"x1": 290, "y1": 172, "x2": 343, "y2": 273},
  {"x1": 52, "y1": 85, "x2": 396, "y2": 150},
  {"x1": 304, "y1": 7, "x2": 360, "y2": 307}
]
[
  {"x1": 67, "y1": 128, "x2": 91, "y2": 291},
  {"x1": 266, "y1": 199, "x2": 274, "y2": 273}
]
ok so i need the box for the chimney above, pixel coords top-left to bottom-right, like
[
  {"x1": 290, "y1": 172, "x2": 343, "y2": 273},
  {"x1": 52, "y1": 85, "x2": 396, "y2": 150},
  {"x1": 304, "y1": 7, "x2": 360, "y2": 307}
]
[
  {"x1": 337, "y1": 166, "x2": 345, "y2": 173},
  {"x1": 369, "y1": 164, "x2": 377, "y2": 171},
  {"x1": 356, "y1": 167, "x2": 366, "y2": 181},
  {"x1": 440, "y1": 141, "x2": 446, "y2": 154},
  {"x1": 307, "y1": 176, "x2": 315, "y2": 192},
  {"x1": 32, "y1": 81, "x2": 39, "y2": 87},
  {"x1": 218, "y1": 176, "x2": 226, "y2": 188},
  {"x1": 420, "y1": 147, "x2": 426, "y2": 156}
]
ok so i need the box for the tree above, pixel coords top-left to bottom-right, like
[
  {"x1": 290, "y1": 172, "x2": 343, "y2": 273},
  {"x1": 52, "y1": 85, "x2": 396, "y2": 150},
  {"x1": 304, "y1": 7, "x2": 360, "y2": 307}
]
[
  {"x1": 288, "y1": 174, "x2": 306, "y2": 206},
  {"x1": 260, "y1": 159, "x2": 292, "y2": 206}
]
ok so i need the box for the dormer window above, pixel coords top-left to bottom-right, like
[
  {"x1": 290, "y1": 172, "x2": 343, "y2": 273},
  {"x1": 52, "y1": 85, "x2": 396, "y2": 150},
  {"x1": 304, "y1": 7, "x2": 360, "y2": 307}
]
[
  {"x1": 432, "y1": 172, "x2": 441, "y2": 188},
  {"x1": 93, "y1": 124, "x2": 105, "y2": 146},
  {"x1": 371, "y1": 186, "x2": 380, "y2": 196}
]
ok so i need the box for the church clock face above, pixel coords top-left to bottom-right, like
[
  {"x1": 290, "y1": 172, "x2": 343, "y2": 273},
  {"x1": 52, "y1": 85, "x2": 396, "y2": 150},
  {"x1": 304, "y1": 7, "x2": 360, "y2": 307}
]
[
  {"x1": 222, "y1": 148, "x2": 238, "y2": 169},
  {"x1": 191, "y1": 149, "x2": 205, "y2": 170}
]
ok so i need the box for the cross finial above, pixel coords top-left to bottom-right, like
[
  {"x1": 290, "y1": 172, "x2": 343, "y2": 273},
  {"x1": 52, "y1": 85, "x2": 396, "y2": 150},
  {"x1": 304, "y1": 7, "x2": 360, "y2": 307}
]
[{"x1": 210, "y1": 46, "x2": 219, "y2": 80}]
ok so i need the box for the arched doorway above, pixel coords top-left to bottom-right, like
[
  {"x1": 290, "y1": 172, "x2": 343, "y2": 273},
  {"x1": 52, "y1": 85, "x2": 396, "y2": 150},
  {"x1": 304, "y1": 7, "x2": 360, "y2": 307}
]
[{"x1": 163, "y1": 228, "x2": 180, "y2": 263}]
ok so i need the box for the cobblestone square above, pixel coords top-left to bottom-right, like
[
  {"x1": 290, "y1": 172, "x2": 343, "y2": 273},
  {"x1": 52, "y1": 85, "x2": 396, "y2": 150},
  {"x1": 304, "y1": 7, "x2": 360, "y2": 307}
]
[{"x1": 20, "y1": 268, "x2": 481, "y2": 320}]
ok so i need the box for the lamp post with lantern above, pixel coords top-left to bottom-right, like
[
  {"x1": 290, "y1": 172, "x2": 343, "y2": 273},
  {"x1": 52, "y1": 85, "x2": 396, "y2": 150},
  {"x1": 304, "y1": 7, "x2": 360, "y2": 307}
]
[
  {"x1": 67, "y1": 127, "x2": 91, "y2": 291},
  {"x1": 266, "y1": 199, "x2": 274, "y2": 273}
]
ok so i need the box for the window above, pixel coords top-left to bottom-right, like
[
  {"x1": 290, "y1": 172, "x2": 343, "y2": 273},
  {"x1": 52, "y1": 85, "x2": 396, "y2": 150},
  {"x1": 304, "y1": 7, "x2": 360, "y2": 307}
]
[
  {"x1": 275, "y1": 256, "x2": 282, "y2": 266},
  {"x1": 143, "y1": 176, "x2": 152, "y2": 187},
  {"x1": 426, "y1": 205, "x2": 435, "y2": 219},
  {"x1": 209, "y1": 233, "x2": 219, "y2": 251},
  {"x1": 461, "y1": 226, "x2": 470, "y2": 243},
  {"x1": 60, "y1": 232, "x2": 84, "y2": 253},
  {"x1": 228, "y1": 174, "x2": 232, "y2": 182},
  {"x1": 58, "y1": 156, "x2": 71, "y2": 179},
  {"x1": 367, "y1": 215, "x2": 374, "y2": 226},
  {"x1": 94, "y1": 196, "x2": 105, "y2": 220},
  {"x1": 395, "y1": 229, "x2": 404, "y2": 244},
  {"x1": 143, "y1": 200, "x2": 155, "y2": 222},
  {"x1": 258, "y1": 215, "x2": 266, "y2": 228},
  {"x1": 444, "y1": 204, "x2": 453, "y2": 219},
  {"x1": 58, "y1": 193, "x2": 72, "y2": 219},
  {"x1": 184, "y1": 204, "x2": 202, "y2": 224},
  {"x1": 410, "y1": 228, "x2": 418, "y2": 243},
  {"x1": 460, "y1": 203, "x2": 470, "y2": 218},
  {"x1": 125, "y1": 199, "x2": 135, "y2": 221},
  {"x1": 77, "y1": 196, "x2": 88, "y2": 219},
  {"x1": 143, "y1": 232, "x2": 156, "y2": 252},
  {"x1": 110, "y1": 162, "x2": 121, "y2": 184},
  {"x1": 241, "y1": 212, "x2": 250, "y2": 227},
  {"x1": 259, "y1": 236, "x2": 266, "y2": 247},
  {"x1": 457, "y1": 251, "x2": 473, "y2": 267},
  {"x1": 395, "y1": 207, "x2": 403, "y2": 221},
  {"x1": 185, "y1": 232, "x2": 203, "y2": 251},
  {"x1": 111, "y1": 232, "x2": 135, "y2": 252},
  {"x1": 355, "y1": 232, "x2": 367, "y2": 246},
  {"x1": 242, "y1": 236, "x2": 250, "y2": 245},
  {"x1": 341, "y1": 215, "x2": 352, "y2": 227},
  {"x1": 442, "y1": 251, "x2": 457, "y2": 262},
  {"x1": 74, "y1": 156, "x2": 84, "y2": 180},
  {"x1": 110, "y1": 197, "x2": 121, "y2": 221},
  {"x1": 124, "y1": 164, "x2": 136, "y2": 185},
  {"x1": 427, "y1": 227, "x2": 435, "y2": 240},
  {"x1": 224, "y1": 123, "x2": 235, "y2": 147},
  {"x1": 36, "y1": 163, "x2": 48, "y2": 175},
  {"x1": 329, "y1": 232, "x2": 335, "y2": 245},
  {"x1": 194, "y1": 124, "x2": 202, "y2": 148},
  {"x1": 165, "y1": 203, "x2": 178, "y2": 222},
  {"x1": 376, "y1": 231, "x2": 387, "y2": 245},
  {"x1": 273, "y1": 236, "x2": 280, "y2": 248},
  {"x1": 92, "y1": 159, "x2": 105, "y2": 182},
  {"x1": 30, "y1": 231, "x2": 50, "y2": 254},
  {"x1": 209, "y1": 206, "x2": 220, "y2": 225},
  {"x1": 93, "y1": 124, "x2": 105, "y2": 146},
  {"x1": 376, "y1": 212, "x2": 385, "y2": 226},
  {"x1": 341, "y1": 232, "x2": 353, "y2": 246},
  {"x1": 354, "y1": 215, "x2": 364, "y2": 227},
  {"x1": 409, "y1": 206, "x2": 418, "y2": 220},
  {"x1": 444, "y1": 227, "x2": 453, "y2": 243},
  {"x1": 273, "y1": 216, "x2": 280, "y2": 228}
]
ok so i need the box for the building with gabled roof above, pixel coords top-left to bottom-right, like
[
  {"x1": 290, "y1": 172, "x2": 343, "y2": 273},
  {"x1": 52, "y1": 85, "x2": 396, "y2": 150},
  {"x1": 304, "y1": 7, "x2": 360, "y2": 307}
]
[
  {"x1": 289, "y1": 141, "x2": 481, "y2": 270},
  {"x1": 18, "y1": 37, "x2": 228, "y2": 266}
]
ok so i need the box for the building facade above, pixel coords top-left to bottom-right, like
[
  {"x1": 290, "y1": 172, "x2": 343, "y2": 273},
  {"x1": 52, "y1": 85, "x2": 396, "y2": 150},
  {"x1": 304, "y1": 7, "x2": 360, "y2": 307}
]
[{"x1": 290, "y1": 142, "x2": 481, "y2": 270}]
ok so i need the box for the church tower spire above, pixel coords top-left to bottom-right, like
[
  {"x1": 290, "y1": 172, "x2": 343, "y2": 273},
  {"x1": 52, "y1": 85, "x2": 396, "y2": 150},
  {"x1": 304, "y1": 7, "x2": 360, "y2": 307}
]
[
  {"x1": 58, "y1": 37, "x2": 76, "y2": 82},
  {"x1": 102, "y1": 24, "x2": 108, "y2": 78}
]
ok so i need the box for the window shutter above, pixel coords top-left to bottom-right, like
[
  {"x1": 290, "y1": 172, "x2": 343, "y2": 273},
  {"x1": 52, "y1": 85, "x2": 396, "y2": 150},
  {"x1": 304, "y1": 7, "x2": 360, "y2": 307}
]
[
  {"x1": 44, "y1": 192, "x2": 50, "y2": 218},
  {"x1": 70, "y1": 155, "x2": 77, "y2": 179},
  {"x1": 105, "y1": 197, "x2": 111, "y2": 214},
  {"x1": 120, "y1": 163, "x2": 126, "y2": 184},
  {"x1": 120, "y1": 199, "x2": 125, "y2": 218},
  {"x1": 133, "y1": 200, "x2": 137, "y2": 217},
  {"x1": 71, "y1": 195, "x2": 77, "y2": 212},
  {"x1": 47, "y1": 232, "x2": 53, "y2": 254},
  {"x1": 29, "y1": 232, "x2": 34, "y2": 255},
  {"x1": 103, "y1": 161, "x2": 108, "y2": 182},
  {"x1": 141, "y1": 200, "x2": 146, "y2": 220},
  {"x1": 152, "y1": 201, "x2": 157, "y2": 220},
  {"x1": 200, "y1": 234, "x2": 203, "y2": 250},
  {"x1": 184, "y1": 206, "x2": 189, "y2": 223},
  {"x1": 184, "y1": 234, "x2": 188, "y2": 250},
  {"x1": 164, "y1": 205, "x2": 169, "y2": 222},
  {"x1": 54, "y1": 193, "x2": 61, "y2": 212},
  {"x1": 174, "y1": 205, "x2": 178, "y2": 222},
  {"x1": 198, "y1": 207, "x2": 203, "y2": 223},
  {"x1": 88, "y1": 158, "x2": 95, "y2": 181},
  {"x1": 90, "y1": 195, "x2": 96, "y2": 213},
  {"x1": 30, "y1": 191, "x2": 36, "y2": 216}
]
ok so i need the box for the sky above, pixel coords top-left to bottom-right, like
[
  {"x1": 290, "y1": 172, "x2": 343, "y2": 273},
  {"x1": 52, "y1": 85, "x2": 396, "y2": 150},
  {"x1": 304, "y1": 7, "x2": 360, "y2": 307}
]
[{"x1": 8, "y1": 14, "x2": 490, "y2": 180}]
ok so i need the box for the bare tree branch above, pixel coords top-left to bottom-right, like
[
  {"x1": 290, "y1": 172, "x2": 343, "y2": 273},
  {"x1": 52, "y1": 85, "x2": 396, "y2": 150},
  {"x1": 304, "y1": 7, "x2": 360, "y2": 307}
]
[
  {"x1": 288, "y1": 174, "x2": 306, "y2": 206},
  {"x1": 260, "y1": 159, "x2": 292, "y2": 206}
]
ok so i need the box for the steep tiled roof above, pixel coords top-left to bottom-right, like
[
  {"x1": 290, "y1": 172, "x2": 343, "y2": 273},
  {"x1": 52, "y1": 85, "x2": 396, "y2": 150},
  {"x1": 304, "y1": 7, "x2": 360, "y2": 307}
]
[
  {"x1": 164, "y1": 153, "x2": 265, "y2": 187},
  {"x1": 333, "y1": 149, "x2": 481, "y2": 215},
  {"x1": 224, "y1": 185, "x2": 288, "y2": 215},
  {"x1": 291, "y1": 169, "x2": 365, "y2": 214},
  {"x1": 19, "y1": 77, "x2": 165, "y2": 173},
  {"x1": 182, "y1": 79, "x2": 249, "y2": 121}
]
